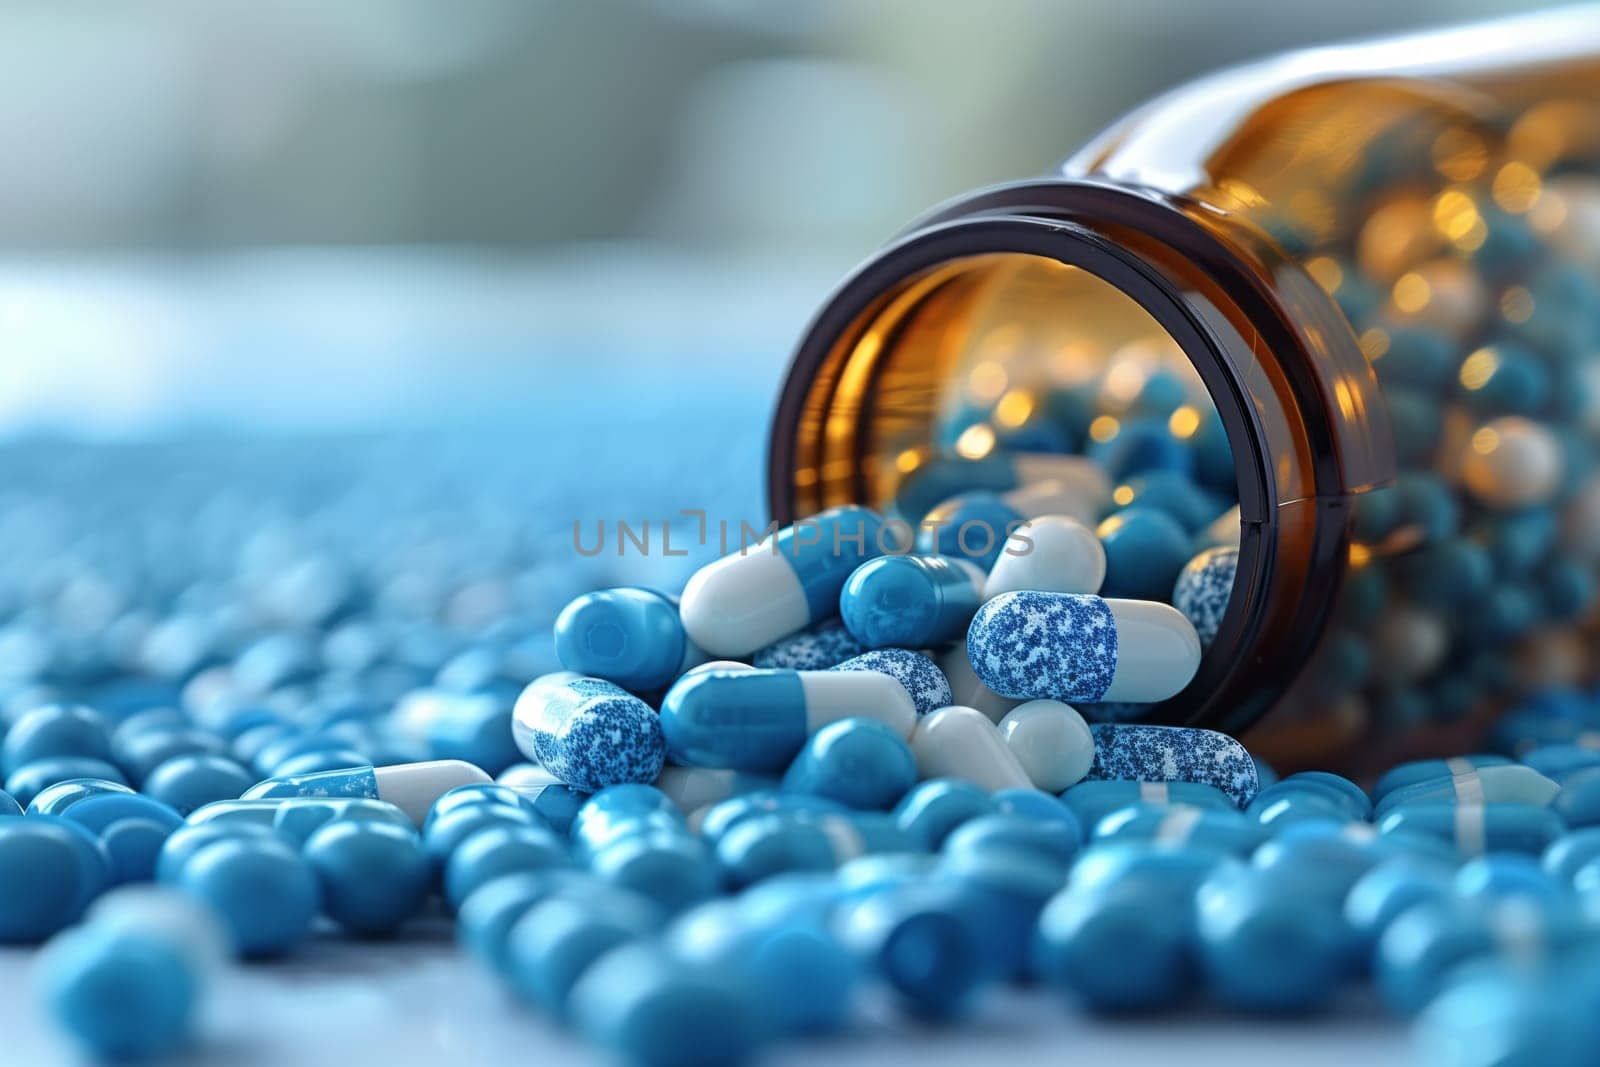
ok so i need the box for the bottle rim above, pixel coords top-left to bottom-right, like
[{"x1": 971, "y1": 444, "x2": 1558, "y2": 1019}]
[{"x1": 768, "y1": 177, "x2": 1382, "y2": 736}]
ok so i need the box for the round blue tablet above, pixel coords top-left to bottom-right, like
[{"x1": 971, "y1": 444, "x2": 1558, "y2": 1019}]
[
  {"x1": 443, "y1": 823, "x2": 569, "y2": 909},
  {"x1": 177, "y1": 836, "x2": 319, "y2": 958},
  {"x1": 142, "y1": 754, "x2": 254, "y2": 816},
  {"x1": 1, "y1": 705, "x2": 113, "y2": 777},
  {"x1": 781, "y1": 718, "x2": 917, "y2": 811},
  {"x1": 39, "y1": 926, "x2": 197, "y2": 1060},
  {"x1": 0, "y1": 818, "x2": 111, "y2": 942},
  {"x1": 7, "y1": 758, "x2": 128, "y2": 808},
  {"x1": 102, "y1": 818, "x2": 177, "y2": 885},
  {"x1": 303, "y1": 820, "x2": 432, "y2": 936}
]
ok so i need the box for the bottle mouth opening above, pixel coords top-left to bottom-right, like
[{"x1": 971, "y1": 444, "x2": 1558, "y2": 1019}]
[{"x1": 768, "y1": 212, "x2": 1292, "y2": 730}]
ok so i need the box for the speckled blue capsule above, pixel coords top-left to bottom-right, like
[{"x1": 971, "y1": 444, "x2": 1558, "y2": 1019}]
[
  {"x1": 1171, "y1": 546, "x2": 1237, "y2": 647},
  {"x1": 750, "y1": 618, "x2": 864, "y2": 671},
  {"x1": 512, "y1": 673, "x2": 665, "y2": 791},
  {"x1": 830, "y1": 649, "x2": 951, "y2": 717},
  {"x1": 1086, "y1": 724, "x2": 1259, "y2": 807}
]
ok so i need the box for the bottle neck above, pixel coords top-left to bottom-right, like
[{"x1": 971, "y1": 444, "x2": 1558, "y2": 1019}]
[{"x1": 769, "y1": 178, "x2": 1393, "y2": 735}]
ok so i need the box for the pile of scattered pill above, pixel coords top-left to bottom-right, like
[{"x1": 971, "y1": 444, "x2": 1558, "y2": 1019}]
[{"x1": 2, "y1": 469, "x2": 1598, "y2": 1067}]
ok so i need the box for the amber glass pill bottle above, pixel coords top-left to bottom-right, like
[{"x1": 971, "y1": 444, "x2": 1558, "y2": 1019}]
[{"x1": 768, "y1": 8, "x2": 1600, "y2": 768}]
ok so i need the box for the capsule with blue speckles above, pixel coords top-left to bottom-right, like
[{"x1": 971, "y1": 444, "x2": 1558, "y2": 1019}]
[
  {"x1": 1378, "y1": 803, "x2": 1564, "y2": 856},
  {"x1": 1087, "y1": 723, "x2": 1259, "y2": 807},
  {"x1": 1374, "y1": 763, "x2": 1559, "y2": 818},
  {"x1": 554, "y1": 588, "x2": 706, "y2": 692},
  {"x1": 659, "y1": 667, "x2": 915, "y2": 773},
  {"x1": 839, "y1": 555, "x2": 983, "y2": 650},
  {"x1": 512, "y1": 672, "x2": 665, "y2": 792},
  {"x1": 966, "y1": 591, "x2": 1200, "y2": 704},
  {"x1": 830, "y1": 649, "x2": 952, "y2": 718},
  {"x1": 679, "y1": 506, "x2": 884, "y2": 658},
  {"x1": 241, "y1": 759, "x2": 488, "y2": 825}
]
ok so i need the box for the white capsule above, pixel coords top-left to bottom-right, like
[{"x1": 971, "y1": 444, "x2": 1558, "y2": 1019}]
[
  {"x1": 1459, "y1": 416, "x2": 1563, "y2": 509},
  {"x1": 679, "y1": 506, "x2": 883, "y2": 657},
  {"x1": 936, "y1": 642, "x2": 1019, "y2": 723},
  {"x1": 997, "y1": 700, "x2": 1095, "y2": 792},
  {"x1": 909, "y1": 705, "x2": 1033, "y2": 791},
  {"x1": 682, "y1": 660, "x2": 758, "y2": 677},
  {"x1": 984, "y1": 515, "x2": 1106, "y2": 599}
]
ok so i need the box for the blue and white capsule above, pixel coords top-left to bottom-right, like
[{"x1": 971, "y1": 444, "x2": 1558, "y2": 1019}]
[
  {"x1": 1378, "y1": 803, "x2": 1565, "y2": 856},
  {"x1": 553, "y1": 587, "x2": 705, "y2": 692},
  {"x1": 241, "y1": 758, "x2": 489, "y2": 825},
  {"x1": 967, "y1": 591, "x2": 1200, "y2": 704},
  {"x1": 1372, "y1": 754, "x2": 1513, "y2": 801},
  {"x1": 660, "y1": 668, "x2": 916, "y2": 773},
  {"x1": 1374, "y1": 763, "x2": 1559, "y2": 818},
  {"x1": 839, "y1": 555, "x2": 983, "y2": 650},
  {"x1": 679, "y1": 506, "x2": 884, "y2": 658},
  {"x1": 512, "y1": 672, "x2": 666, "y2": 792}
]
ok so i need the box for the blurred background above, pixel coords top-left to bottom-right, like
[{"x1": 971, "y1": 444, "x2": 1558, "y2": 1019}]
[{"x1": 0, "y1": 0, "x2": 1573, "y2": 441}]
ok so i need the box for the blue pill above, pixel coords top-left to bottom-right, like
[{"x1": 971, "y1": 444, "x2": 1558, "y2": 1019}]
[
  {"x1": 443, "y1": 823, "x2": 569, "y2": 909},
  {"x1": 102, "y1": 817, "x2": 176, "y2": 884},
  {"x1": 1544, "y1": 827, "x2": 1600, "y2": 884},
  {"x1": 114, "y1": 728, "x2": 229, "y2": 787},
  {"x1": 832, "y1": 880, "x2": 987, "y2": 1020},
  {"x1": 1116, "y1": 471, "x2": 1223, "y2": 533},
  {"x1": 0, "y1": 818, "x2": 111, "y2": 943},
  {"x1": 39, "y1": 926, "x2": 198, "y2": 1061},
  {"x1": 942, "y1": 813, "x2": 1079, "y2": 872},
  {"x1": 1415, "y1": 965, "x2": 1600, "y2": 1067},
  {"x1": 914, "y1": 492, "x2": 1025, "y2": 570},
  {"x1": 1033, "y1": 855, "x2": 1201, "y2": 1011},
  {"x1": 1194, "y1": 860, "x2": 1346, "y2": 1012},
  {"x1": 155, "y1": 822, "x2": 291, "y2": 885},
  {"x1": 7, "y1": 758, "x2": 128, "y2": 808},
  {"x1": 1342, "y1": 856, "x2": 1456, "y2": 954},
  {"x1": 396, "y1": 690, "x2": 521, "y2": 776},
  {"x1": 1553, "y1": 766, "x2": 1600, "y2": 828},
  {"x1": 1096, "y1": 508, "x2": 1192, "y2": 602},
  {"x1": 1, "y1": 705, "x2": 113, "y2": 777},
  {"x1": 269, "y1": 747, "x2": 372, "y2": 779},
  {"x1": 423, "y1": 803, "x2": 540, "y2": 863},
  {"x1": 1455, "y1": 853, "x2": 1565, "y2": 908},
  {"x1": 750, "y1": 618, "x2": 863, "y2": 671},
  {"x1": 589, "y1": 830, "x2": 718, "y2": 913},
  {"x1": 512, "y1": 673, "x2": 665, "y2": 790},
  {"x1": 177, "y1": 835, "x2": 319, "y2": 958},
  {"x1": 426, "y1": 782, "x2": 551, "y2": 827},
  {"x1": 554, "y1": 587, "x2": 705, "y2": 693},
  {"x1": 717, "y1": 810, "x2": 913, "y2": 889},
  {"x1": 1379, "y1": 803, "x2": 1565, "y2": 856},
  {"x1": 1087, "y1": 723, "x2": 1259, "y2": 806},
  {"x1": 698, "y1": 790, "x2": 850, "y2": 844},
  {"x1": 570, "y1": 785, "x2": 682, "y2": 857},
  {"x1": 65, "y1": 793, "x2": 183, "y2": 837},
  {"x1": 0, "y1": 789, "x2": 19, "y2": 817},
  {"x1": 668, "y1": 899, "x2": 858, "y2": 1035},
  {"x1": 1093, "y1": 804, "x2": 1266, "y2": 856},
  {"x1": 938, "y1": 843, "x2": 1062, "y2": 979},
  {"x1": 455, "y1": 869, "x2": 601, "y2": 973},
  {"x1": 142, "y1": 755, "x2": 253, "y2": 816},
  {"x1": 659, "y1": 667, "x2": 915, "y2": 773},
  {"x1": 1061, "y1": 779, "x2": 1234, "y2": 829},
  {"x1": 1171, "y1": 546, "x2": 1238, "y2": 648},
  {"x1": 1086, "y1": 416, "x2": 1193, "y2": 480},
  {"x1": 1375, "y1": 764, "x2": 1559, "y2": 818},
  {"x1": 26, "y1": 777, "x2": 135, "y2": 817},
  {"x1": 506, "y1": 890, "x2": 660, "y2": 1017},
  {"x1": 568, "y1": 943, "x2": 762, "y2": 1067},
  {"x1": 304, "y1": 819, "x2": 432, "y2": 936},
  {"x1": 966, "y1": 591, "x2": 1201, "y2": 704},
  {"x1": 830, "y1": 649, "x2": 952, "y2": 717},
  {"x1": 990, "y1": 788, "x2": 1083, "y2": 833},
  {"x1": 781, "y1": 718, "x2": 917, "y2": 811},
  {"x1": 839, "y1": 555, "x2": 984, "y2": 650},
  {"x1": 1373, "y1": 755, "x2": 1513, "y2": 800}
]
